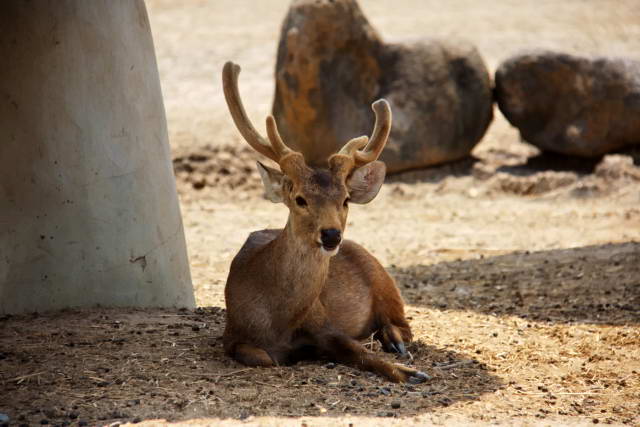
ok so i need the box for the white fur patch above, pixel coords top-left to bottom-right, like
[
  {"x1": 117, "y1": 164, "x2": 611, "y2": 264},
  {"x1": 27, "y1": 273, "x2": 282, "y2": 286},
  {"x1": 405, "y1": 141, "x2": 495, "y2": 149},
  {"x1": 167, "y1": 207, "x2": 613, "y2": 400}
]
[{"x1": 320, "y1": 245, "x2": 340, "y2": 257}]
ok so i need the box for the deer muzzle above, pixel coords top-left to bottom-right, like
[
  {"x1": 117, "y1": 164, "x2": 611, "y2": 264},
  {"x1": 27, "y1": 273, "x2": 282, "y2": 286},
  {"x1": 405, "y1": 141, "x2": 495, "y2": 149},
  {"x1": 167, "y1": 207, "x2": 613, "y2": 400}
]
[{"x1": 320, "y1": 228, "x2": 342, "y2": 252}]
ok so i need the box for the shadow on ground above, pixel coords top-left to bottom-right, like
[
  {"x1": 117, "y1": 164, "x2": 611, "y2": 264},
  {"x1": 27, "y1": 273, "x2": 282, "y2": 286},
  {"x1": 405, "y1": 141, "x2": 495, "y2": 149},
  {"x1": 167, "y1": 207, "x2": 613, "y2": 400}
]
[
  {"x1": 0, "y1": 307, "x2": 501, "y2": 426},
  {"x1": 496, "y1": 151, "x2": 601, "y2": 176},
  {"x1": 3, "y1": 244, "x2": 637, "y2": 425},
  {"x1": 391, "y1": 241, "x2": 640, "y2": 325},
  {"x1": 386, "y1": 156, "x2": 478, "y2": 184},
  {"x1": 386, "y1": 147, "x2": 638, "y2": 186}
]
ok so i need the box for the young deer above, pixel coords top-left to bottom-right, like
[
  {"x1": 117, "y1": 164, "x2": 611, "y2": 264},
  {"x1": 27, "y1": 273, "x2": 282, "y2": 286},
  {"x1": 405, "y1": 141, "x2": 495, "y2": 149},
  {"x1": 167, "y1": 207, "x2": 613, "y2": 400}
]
[{"x1": 221, "y1": 61, "x2": 427, "y2": 383}]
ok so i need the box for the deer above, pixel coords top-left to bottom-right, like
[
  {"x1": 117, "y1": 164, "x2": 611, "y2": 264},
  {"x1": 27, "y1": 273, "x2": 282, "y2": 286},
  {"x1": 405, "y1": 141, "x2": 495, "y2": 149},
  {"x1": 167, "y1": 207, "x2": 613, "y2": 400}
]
[{"x1": 221, "y1": 61, "x2": 428, "y2": 383}]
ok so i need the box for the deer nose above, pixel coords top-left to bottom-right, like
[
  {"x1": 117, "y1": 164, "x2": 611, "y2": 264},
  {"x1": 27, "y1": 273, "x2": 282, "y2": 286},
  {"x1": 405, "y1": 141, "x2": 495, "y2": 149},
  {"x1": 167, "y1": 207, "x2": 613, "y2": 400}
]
[{"x1": 320, "y1": 228, "x2": 341, "y2": 249}]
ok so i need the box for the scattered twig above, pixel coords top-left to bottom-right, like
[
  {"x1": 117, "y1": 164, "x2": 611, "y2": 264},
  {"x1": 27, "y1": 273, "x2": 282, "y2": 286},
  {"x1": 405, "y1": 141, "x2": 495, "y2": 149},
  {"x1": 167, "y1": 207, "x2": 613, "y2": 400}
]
[
  {"x1": 516, "y1": 391, "x2": 618, "y2": 396},
  {"x1": 181, "y1": 368, "x2": 253, "y2": 379},
  {"x1": 9, "y1": 372, "x2": 45, "y2": 384},
  {"x1": 435, "y1": 360, "x2": 476, "y2": 370},
  {"x1": 254, "y1": 380, "x2": 280, "y2": 387}
]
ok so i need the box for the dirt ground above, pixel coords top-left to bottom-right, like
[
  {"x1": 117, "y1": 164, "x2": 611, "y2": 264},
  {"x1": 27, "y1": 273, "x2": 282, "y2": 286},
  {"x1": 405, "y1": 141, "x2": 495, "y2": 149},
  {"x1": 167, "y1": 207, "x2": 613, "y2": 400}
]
[{"x1": 2, "y1": 1, "x2": 640, "y2": 426}]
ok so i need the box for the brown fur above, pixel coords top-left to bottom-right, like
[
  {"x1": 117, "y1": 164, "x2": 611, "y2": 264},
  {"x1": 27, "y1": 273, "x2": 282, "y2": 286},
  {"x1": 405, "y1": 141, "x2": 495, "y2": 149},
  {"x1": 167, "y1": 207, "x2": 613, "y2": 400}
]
[
  {"x1": 221, "y1": 61, "x2": 425, "y2": 383},
  {"x1": 223, "y1": 169, "x2": 421, "y2": 382}
]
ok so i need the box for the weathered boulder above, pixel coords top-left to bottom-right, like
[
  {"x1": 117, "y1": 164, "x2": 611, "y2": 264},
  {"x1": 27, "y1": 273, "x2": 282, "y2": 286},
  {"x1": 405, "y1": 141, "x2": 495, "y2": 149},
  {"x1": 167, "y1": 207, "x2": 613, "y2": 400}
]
[
  {"x1": 495, "y1": 51, "x2": 640, "y2": 157},
  {"x1": 272, "y1": 0, "x2": 493, "y2": 173}
]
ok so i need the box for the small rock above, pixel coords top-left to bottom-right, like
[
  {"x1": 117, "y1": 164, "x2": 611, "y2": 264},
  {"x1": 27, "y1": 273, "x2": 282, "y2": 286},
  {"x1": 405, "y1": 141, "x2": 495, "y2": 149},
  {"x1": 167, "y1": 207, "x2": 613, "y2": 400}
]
[
  {"x1": 422, "y1": 390, "x2": 440, "y2": 397},
  {"x1": 391, "y1": 401, "x2": 401, "y2": 409},
  {"x1": 379, "y1": 387, "x2": 391, "y2": 396},
  {"x1": 188, "y1": 153, "x2": 208, "y2": 162},
  {"x1": 324, "y1": 362, "x2": 336, "y2": 369},
  {"x1": 191, "y1": 176, "x2": 206, "y2": 190},
  {"x1": 438, "y1": 397, "x2": 452, "y2": 407}
]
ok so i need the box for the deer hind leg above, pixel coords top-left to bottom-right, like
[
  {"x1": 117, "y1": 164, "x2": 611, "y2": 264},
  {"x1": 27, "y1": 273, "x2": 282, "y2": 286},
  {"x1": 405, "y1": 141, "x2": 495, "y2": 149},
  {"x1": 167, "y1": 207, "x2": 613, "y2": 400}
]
[{"x1": 232, "y1": 343, "x2": 276, "y2": 367}]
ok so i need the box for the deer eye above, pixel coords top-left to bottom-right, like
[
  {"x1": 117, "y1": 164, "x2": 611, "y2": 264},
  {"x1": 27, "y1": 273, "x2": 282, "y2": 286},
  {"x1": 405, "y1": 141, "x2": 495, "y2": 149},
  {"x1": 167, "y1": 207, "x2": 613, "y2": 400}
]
[
  {"x1": 343, "y1": 197, "x2": 350, "y2": 207},
  {"x1": 295, "y1": 196, "x2": 307, "y2": 207}
]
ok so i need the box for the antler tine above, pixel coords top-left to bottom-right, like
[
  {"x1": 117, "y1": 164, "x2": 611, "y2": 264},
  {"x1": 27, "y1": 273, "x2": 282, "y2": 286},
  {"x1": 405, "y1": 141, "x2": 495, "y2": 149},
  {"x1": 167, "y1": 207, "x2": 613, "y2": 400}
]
[
  {"x1": 266, "y1": 115, "x2": 293, "y2": 159},
  {"x1": 354, "y1": 99, "x2": 392, "y2": 167},
  {"x1": 338, "y1": 135, "x2": 369, "y2": 156},
  {"x1": 222, "y1": 61, "x2": 279, "y2": 162}
]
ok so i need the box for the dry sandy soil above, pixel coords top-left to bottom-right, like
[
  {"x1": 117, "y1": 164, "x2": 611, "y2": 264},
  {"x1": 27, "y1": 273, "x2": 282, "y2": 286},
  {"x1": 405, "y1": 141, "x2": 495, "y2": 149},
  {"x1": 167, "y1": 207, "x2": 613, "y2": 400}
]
[{"x1": 2, "y1": 1, "x2": 640, "y2": 426}]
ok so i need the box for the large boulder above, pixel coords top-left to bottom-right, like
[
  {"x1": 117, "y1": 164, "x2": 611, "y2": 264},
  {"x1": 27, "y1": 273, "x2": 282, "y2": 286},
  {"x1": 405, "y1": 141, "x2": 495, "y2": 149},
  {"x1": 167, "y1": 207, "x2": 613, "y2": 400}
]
[
  {"x1": 495, "y1": 51, "x2": 640, "y2": 157},
  {"x1": 272, "y1": 0, "x2": 493, "y2": 173}
]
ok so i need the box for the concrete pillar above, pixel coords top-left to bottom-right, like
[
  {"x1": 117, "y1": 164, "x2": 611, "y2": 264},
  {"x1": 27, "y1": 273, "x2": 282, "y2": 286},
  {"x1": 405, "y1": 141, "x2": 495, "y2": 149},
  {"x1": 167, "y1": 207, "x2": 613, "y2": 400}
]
[{"x1": 0, "y1": 1, "x2": 195, "y2": 314}]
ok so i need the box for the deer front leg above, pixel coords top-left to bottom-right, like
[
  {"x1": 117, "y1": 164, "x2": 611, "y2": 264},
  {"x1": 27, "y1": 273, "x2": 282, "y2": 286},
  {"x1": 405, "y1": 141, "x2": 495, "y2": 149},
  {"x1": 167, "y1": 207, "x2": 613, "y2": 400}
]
[
  {"x1": 372, "y1": 275, "x2": 413, "y2": 357},
  {"x1": 375, "y1": 323, "x2": 410, "y2": 356},
  {"x1": 317, "y1": 331, "x2": 428, "y2": 383},
  {"x1": 304, "y1": 303, "x2": 428, "y2": 383}
]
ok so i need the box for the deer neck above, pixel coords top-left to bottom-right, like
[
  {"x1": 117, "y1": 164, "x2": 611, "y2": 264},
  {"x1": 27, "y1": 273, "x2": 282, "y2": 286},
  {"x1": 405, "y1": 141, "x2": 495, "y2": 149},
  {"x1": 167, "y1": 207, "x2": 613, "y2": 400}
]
[{"x1": 270, "y1": 219, "x2": 330, "y2": 296}]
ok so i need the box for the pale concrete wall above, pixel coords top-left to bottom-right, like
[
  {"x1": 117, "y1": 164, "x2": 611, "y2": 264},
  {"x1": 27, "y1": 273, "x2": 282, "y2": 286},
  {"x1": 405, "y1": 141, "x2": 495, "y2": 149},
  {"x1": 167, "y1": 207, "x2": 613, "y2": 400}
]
[{"x1": 0, "y1": 1, "x2": 195, "y2": 314}]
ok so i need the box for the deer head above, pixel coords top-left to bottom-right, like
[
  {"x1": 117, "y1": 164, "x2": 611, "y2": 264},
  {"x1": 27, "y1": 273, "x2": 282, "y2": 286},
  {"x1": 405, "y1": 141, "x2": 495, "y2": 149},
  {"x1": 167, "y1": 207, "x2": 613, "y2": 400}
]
[{"x1": 222, "y1": 61, "x2": 391, "y2": 255}]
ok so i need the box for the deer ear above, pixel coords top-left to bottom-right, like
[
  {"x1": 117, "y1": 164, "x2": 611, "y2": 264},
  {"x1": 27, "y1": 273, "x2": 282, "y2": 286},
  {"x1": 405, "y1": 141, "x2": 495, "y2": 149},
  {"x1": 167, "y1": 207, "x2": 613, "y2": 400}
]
[
  {"x1": 256, "y1": 161, "x2": 285, "y2": 203},
  {"x1": 347, "y1": 161, "x2": 386, "y2": 204}
]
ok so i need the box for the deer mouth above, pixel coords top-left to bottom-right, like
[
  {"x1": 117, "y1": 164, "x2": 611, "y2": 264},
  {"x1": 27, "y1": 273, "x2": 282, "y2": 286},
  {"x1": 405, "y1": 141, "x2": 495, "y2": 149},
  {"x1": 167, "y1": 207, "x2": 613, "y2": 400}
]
[{"x1": 318, "y1": 241, "x2": 340, "y2": 256}]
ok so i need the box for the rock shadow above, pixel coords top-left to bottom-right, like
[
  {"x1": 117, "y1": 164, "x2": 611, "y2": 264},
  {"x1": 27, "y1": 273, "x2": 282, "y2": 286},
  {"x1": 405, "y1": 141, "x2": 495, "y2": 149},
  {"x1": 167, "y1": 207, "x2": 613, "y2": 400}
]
[
  {"x1": 496, "y1": 151, "x2": 601, "y2": 176},
  {"x1": 386, "y1": 156, "x2": 479, "y2": 184},
  {"x1": 617, "y1": 144, "x2": 640, "y2": 166}
]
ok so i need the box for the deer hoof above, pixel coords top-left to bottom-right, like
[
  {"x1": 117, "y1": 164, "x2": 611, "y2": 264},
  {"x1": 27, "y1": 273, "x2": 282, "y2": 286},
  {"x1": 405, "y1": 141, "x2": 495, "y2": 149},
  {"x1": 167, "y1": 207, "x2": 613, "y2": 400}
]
[
  {"x1": 377, "y1": 324, "x2": 412, "y2": 357},
  {"x1": 407, "y1": 371, "x2": 431, "y2": 384},
  {"x1": 389, "y1": 341, "x2": 407, "y2": 356}
]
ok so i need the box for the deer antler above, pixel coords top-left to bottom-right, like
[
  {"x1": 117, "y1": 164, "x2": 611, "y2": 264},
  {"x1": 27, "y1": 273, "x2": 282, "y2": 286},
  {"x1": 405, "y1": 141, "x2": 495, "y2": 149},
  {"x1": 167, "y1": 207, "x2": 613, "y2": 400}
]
[
  {"x1": 265, "y1": 115, "x2": 294, "y2": 160},
  {"x1": 331, "y1": 99, "x2": 392, "y2": 175},
  {"x1": 338, "y1": 135, "x2": 369, "y2": 157},
  {"x1": 355, "y1": 99, "x2": 392, "y2": 167},
  {"x1": 222, "y1": 62, "x2": 295, "y2": 164}
]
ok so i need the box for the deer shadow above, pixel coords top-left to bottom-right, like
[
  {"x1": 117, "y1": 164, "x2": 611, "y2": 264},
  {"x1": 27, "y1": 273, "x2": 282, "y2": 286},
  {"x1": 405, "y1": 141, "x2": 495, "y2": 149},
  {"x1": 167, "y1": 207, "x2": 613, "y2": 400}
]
[
  {"x1": 191, "y1": 312, "x2": 503, "y2": 419},
  {"x1": 0, "y1": 306, "x2": 502, "y2": 425}
]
